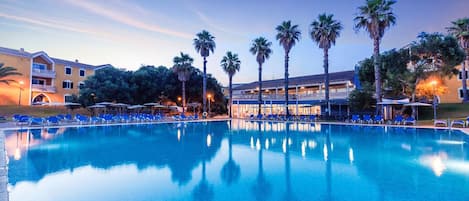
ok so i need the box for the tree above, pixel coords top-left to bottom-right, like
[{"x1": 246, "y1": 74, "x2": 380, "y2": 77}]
[
  {"x1": 0, "y1": 63, "x2": 22, "y2": 85},
  {"x1": 447, "y1": 17, "x2": 469, "y2": 102},
  {"x1": 173, "y1": 52, "x2": 194, "y2": 114},
  {"x1": 250, "y1": 37, "x2": 273, "y2": 115},
  {"x1": 193, "y1": 30, "x2": 216, "y2": 114},
  {"x1": 276, "y1": 21, "x2": 301, "y2": 117},
  {"x1": 354, "y1": 0, "x2": 396, "y2": 114},
  {"x1": 348, "y1": 89, "x2": 376, "y2": 112},
  {"x1": 406, "y1": 32, "x2": 465, "y2": 116},
  {"x1": 310, "y1": 13, "x2": 343, "y2": 116},
  {"x1": 220, "y1": 51, "x2": 241, "y2": 118}
]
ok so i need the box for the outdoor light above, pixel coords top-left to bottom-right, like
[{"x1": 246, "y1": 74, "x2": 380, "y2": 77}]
[{"x1": 177, "y1": 96, "x2": 182, "y2": 101}]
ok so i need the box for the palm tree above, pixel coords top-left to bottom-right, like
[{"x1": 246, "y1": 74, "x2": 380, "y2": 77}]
[
  {"x1": 276, "y1": 21, "x2": 301, "y2": 117},
  {"x1": 354, "y1": 0, "x2": 396, "y2": 114},
  {"x1": 221, "y1": 51, "x2": 241, "y2": 118},
  {"x1": 310, "y1": 14, "x2": 343, "y2": 117},
  {"x1": 193, "y1": 30, "x2": 216, "y2": 114},
  {"x1": 447, "y1": 17, "x2": 469, "y2": 102},
  {"x1": 172, "y1": 52, "x2": 194, "y2": 113},
  {"x1": 250, "y1": 37, "x2": 273, "y2": 115},
  {"x1": 0, "y1": 63, "x2": 22, "y2": 85}
]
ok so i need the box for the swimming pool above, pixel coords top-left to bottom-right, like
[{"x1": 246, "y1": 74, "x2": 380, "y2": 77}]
[{"x1": 4, "y1": 120, "x2": 469, "y2": 201}]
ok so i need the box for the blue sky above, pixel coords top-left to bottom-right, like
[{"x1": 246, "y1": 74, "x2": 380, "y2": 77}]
[{"x1": 0, "y1": 0, "x2": 468, "y2": 85}]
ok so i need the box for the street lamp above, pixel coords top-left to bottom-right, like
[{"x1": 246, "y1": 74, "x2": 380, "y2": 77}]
[
  {"x1": 430, "y1": 80, "x2": 437, "y2": 120},
  {"x1": 18, "y1": 80, "x2": 24, "y2": 106},
  {"x1": 207, "y1": 94, "x2": 212, "y2": 116}
]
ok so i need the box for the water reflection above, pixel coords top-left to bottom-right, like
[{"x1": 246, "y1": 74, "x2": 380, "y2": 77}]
[{"x1": 4, "y1": 120, "x2": 469, "y2": 201}]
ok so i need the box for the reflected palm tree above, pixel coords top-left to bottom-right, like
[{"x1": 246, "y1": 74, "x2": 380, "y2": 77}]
[
  {"x1": 193, "y1": 160, "x2": 213, "y2": 201},
  {"x1": 283, "y1": 123, "x2": 297, "y2": 201},
  {"x1": 252, "y1": 122, "x2": 271, "y2": 201},
  {"x1": 221, "y1": 131, "x2": 241, "y2": 186},
  {"x1": 322, "y1": 125, "x2": 333, "y2": 201}
]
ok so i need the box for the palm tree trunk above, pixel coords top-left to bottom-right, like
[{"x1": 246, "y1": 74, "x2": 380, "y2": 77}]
[
  {"x1": 229, "y1": 75, "x2": 233, "y2": 118},
  {"x1": 373, "y1": 36, "x2": 382, "y2": 115},
  {"x1": 182, "y1": 81, "x2": 186, "y2": 113},
  {"x1": 258, "y1": 62, "x2": 263, "y2": 116},
  {"x1": 462, "y1": 55, "x2": 468, "y2": 103},
  {"x1": 284, "y1": 52, "x2": 290, "y2": 117},
  {"x1": 203, "y1": 57, "x2": 207, "y2": 114},
  {"x1": 324, "y1": 48, "x2": 331, "y2": 117}
]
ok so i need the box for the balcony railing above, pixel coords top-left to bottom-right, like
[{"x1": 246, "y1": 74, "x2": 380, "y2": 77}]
[
  {"x1": 32, "y1": 84, "x2": 56, "y2": 93},
  {"x1": 232, "y1": 91, "x2": 350, "y2": 101},
  {"x1": 32, "y1": 68, "x2": 56, "y2": 78}
]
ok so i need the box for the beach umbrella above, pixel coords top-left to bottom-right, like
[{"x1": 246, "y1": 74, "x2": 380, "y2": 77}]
[
  {"x1": 88, "y1": 105, "x2": 106, "y2": 108},
  {"x1": 128, "y1": 105, "x2": 145, "y2": 109},
  {"x1": 96, "y1": 102, "x2": 113, "y2": 105}
]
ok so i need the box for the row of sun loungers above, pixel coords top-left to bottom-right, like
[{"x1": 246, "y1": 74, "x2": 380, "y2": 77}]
[
  {"x1": 12, "y1": 113, "x2": 198, "y2": 126},
  {"x1": 434, "y1": 117, "x2": 469, "y2": 128}
]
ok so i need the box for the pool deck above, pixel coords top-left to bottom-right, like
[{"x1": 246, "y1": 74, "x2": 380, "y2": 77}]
[{"x1": 0, "y1": 118, "x2": 468, "y2": 201}]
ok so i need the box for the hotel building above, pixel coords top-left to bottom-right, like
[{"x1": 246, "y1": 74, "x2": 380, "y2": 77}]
[
  {"x1": 0, "y1": 47, "x2": 109, "y2": 105},
  {"x1": 231, "y1": 70, "x2": 359, "y2": 117},
  {"x1": 440, "y1": 64, "x2": 469, "y2": 103}
]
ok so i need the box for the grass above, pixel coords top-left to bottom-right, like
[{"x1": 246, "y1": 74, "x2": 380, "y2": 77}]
[{"x1": 0, "y1": 105, "x2": 89, "y2": 119}]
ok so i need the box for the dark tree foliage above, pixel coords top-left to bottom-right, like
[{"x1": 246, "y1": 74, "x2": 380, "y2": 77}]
[
  {"x1": 348, "y1": 88, "x2": 376, "y2": 112},
  {"x1": 79, "y1": 66, "x2": 227, "y2": 114}
]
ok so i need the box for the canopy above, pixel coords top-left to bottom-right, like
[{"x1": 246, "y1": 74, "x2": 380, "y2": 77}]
[
  {"x1": 144, "y1": 103, "x2": 162, "y2": 107},
  {"x1": 96, "y1": 102, "x2": 113, "y2": 105},
  {"x1": 128, "y1": 105, "x2": 145, "y2": 109},
  {"x1": 64, "y1": 102, "x2": 81, "y2": 106},
  {"x1": 110, "y1": 103, "x2": 129, "y2": 107},
  {"x1": 404, "y1": 102, "x2": 432, "y2": 107},
  {"x1": 377, "y1": 98, "x2": 410, "y2": 105},
  {"x1": 88, "y1": 105, "x2": 106, "y2": 109}
]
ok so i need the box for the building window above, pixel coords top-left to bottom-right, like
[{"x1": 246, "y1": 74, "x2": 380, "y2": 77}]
[
  {"x1": 79, "y1": 82, "x2": 85, "y2": 89},
  {"x1": 64, "y1": 95, "x2": 74, "y2": 103},
  {"x1": 459, "y1": 88, "x2": 468, "y2": 99},
  {"x1": 33, "y1": 63, "x2": 46, "y2": 70},
  {"x1": 79, "y1": 69, "x2": 85, "y2": 77},
  {"x1": 62, "y1": 80, "x2": 73, "y2": 89},
  {"x1": 32, "y1": 78, "x2": 45, "y2": 85},
  {"x1": 65, "y1": 66, "x2": 72, "y2": 75},
  {"x1": 458, "y1": 71, "x2": 469, "y2": 80}
]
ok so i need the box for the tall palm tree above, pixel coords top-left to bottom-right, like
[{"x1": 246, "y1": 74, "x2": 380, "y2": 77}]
[
  {"x1": 250, "y1": 37, "x2": 273, "y2": 115},
  {"x1": 221, "y1": 51, "x2": 241, "y2": 118},
  {"x1": 193, "y1": 30, "x2": 216, "y2": 114},
  {"x1": 447, "y1": 17, "x2": 469, "y2": 102},
  {"x1": 0, "y1": 63, "x2": 22, "y2": 85},
  {"x1": 354, "y1": 0, "x2": 396, "y2": 114},
  {"x1": 276, "y1": 21, "x2": 301, "y2": 117},
  {"x1": 172, "y1": 52, "x2": 194, "y2": 113},
  {"x1": 310, "y1": 14, "x2": 343, "y2": 117}
]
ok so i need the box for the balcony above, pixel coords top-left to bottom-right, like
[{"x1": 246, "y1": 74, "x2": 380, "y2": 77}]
[
  {"x1": 232, "y1": 91, "x2": 350, "y2": 101},
  {"x1": 32, "y1": 84, "x2": 56, "y2": 93},
  {"x1": 32, "y1": 68, "x2": 56, "y2": 78}
]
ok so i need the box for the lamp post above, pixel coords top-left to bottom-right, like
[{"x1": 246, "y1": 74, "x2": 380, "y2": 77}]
[
  {"x1": 207, "y1": 94, "x2": 212, "y2": 116},
  {"x1": 430, "y1": 80, "x2": 437, "y2": 120},
  {"x1": 18, "y1": 81, "x2": 24, "y2": 106}
]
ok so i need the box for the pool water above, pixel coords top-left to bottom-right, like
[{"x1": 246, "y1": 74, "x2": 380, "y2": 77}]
[{"x1": 4, "y1": 120, "x2": 469, "y2": 201}]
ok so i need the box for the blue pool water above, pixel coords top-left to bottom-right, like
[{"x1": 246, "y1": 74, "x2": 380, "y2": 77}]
[{"x1": 4, "y1": 120, "x2": 469, "y2": 201}]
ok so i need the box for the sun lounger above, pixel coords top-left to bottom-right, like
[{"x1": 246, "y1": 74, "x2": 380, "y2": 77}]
[
  {"x1": 30, "y1": 117, "x2": 44, "y2": 126},
  {"x1": 46, "y1": 116, "x2": 60, "y2": 125},
  {"x1": 309, "y1": 115, "x2": 316, "y2": 122},
  {"x1": 394, "y1": 115, "x2": 404, "y2": 125},
  {"x1": 404, "y1": 117, "x2": 416, "y2": 125},
  {"x1": 450, "y1": 120, "x2": 465, "y2": 128},
  {"x1": 434, "y1": 119, "x2": 448, "y2": 127},
  {"x1": 351, "y1": 115, "x2": 361, "y2": 123},
  {"x1": 363, "y1": 115, "x2": 372, "y2": 124},
  {"x1": 374, "y1": 115, "x2": 384, "y2": 124}
]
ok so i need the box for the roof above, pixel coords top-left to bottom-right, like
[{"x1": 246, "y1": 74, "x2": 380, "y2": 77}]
[
  {"x1": 0, "y1": 46, "x2": 101, "y2": 70},
  {"x1": 233, "y1": 70, "x2": 355, "y2": 90}
]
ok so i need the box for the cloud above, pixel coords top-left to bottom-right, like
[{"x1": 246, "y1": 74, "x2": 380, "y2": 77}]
[
  {"x1": 64, "y1": 0, "x2": 193, "y2": 39},
  {"x1": 193, "y1": 10, "x2": 247, "y2": 38}
]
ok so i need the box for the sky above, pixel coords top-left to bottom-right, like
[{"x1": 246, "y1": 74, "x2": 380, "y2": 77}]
[{"x1": 0, "y1": 0, "x2": 468, "y2": 86}]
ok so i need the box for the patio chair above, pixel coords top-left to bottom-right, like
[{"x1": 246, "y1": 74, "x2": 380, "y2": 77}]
[
  {"x1": 351, "y1": 115, "x2": 361, "y2": 123},
  {"x1": 256, "y1": 114, "x2": 263, "y2": 120},
  {"x1": 404, "y1": 117, "x2": 416, "y2": 125},
  {"x1": 450, "y1": 120, "x2": 465, "y2": 128},
  {"x1": 363, "y1": 115, "x2": 372, "y2": 124},
  {"x1": 309, "y1": 115, "x2": 317, "y2": 122},
  {"x1": 394, "y1": 115, "x2": 404, "y2": 125},
  {"x1": 46, "y1": 116, "x2": 60, "y2": 125},
  {"x1": 30, "y1": 117, "x2": 44, "y2": 126},
  {"x1": 434, "y1": 119, "x2": 448, "y2": 127},
  {"x1": 374, "y1": 115, "x2": 384, "y2": 124},
  {"x1": 180, "y1": 114, "x2": 187, "y2": 121},
  {"x1": 249, "y1": 114, "x2": 255, "y2": 120}
]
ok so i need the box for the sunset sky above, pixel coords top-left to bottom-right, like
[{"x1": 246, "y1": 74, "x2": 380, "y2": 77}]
[{"x1": 0, "y1": 0, "x2": 468, "y2": 85}]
